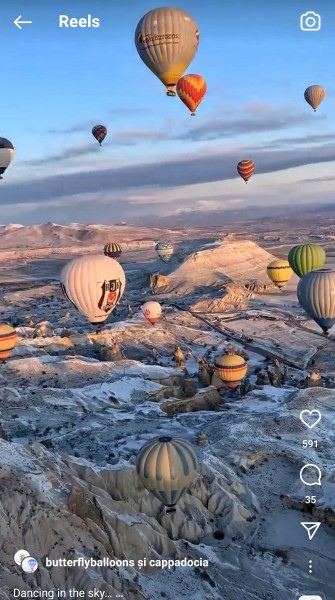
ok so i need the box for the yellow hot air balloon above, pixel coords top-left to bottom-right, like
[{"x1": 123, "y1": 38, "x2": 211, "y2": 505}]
[
  {"x1": 136, "y1": 436, "x2": 198, "y2": 510},
  {"x1": 0, "y1": 323, "x2": 17, "y2": 360},
  {"x1": 267, "y1": 259, "x2": 293, "y2": 289},
  {"x1": 213, "y1": 353, "x2": 247, "y2": 389},
  {"x1": 135, "y1": 7, "x2": 199, "y2": 96}
]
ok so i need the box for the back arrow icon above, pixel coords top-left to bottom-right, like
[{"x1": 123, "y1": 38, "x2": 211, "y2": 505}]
[{"x1": 14, "y1": 15, "x2": 33, "y2": 29}]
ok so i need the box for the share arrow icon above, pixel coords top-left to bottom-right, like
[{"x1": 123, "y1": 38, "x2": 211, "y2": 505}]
[{"x1": 301, "y1": 522, "x2": 321, "y2": 540}]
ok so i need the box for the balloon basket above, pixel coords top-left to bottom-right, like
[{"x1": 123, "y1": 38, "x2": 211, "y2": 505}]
[
  {"x1": 166, "y1": 91, "x2": 176, "y2": 97},
  {"x1": 165, "y1": 507, "x2": 176, "y2": 514}
]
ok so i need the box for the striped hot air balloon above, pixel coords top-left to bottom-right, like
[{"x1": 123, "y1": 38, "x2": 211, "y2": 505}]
[
  {"x1": 92, "y1": 125, "x2": 107, "y2": 145},
  {"x1": 103, "y1": 243, "x2": 122, "y2": 260},
  {"x1": 267, "y1": 259, "x2": 293, "y2": 289},
  {"x1": 213, "y1": 353, "x2": 248, "y2": 389},
  {"x1": 297, "y1": 268, "x2": 335, "y2": 335},
  {"x1": 0, "y1": 138, "x2": 15, "y2": 180},
  {"x1": 237, "y1": 160, "x2": 255, "y2": 183},
  {"x1": 304, "y1": 85, "x2": 325, "y2": 112},
  {"x1": 155, "y1": 241, "x2": 174, "y2": 262},
  {"x1": 288, "y1": 244, "x2": 325, "y2": 278},
  {"x1": 0, "y1": 324, "x2": 17, "y2": 360},
  {"x1": 176, "y1": 74, "x2": 207, "y2": 115},
  {"x1": 136, "y1": 436, "x2": 198, "y2": 509}
]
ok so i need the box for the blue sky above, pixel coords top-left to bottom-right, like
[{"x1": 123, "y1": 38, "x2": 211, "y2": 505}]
[{"x1": 1, "y1": 0, "x2": 335, "y2": 224}]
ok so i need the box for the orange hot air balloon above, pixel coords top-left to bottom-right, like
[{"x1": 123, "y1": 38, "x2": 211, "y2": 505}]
[
  {"x1": 237, "y1": 160, "x2": 255, "y2": 183},
  {"x1": 213, "y1": 353, "x2": 247, "y2": 389},
  {"x1": 176, "y1": 74, "x2": 207, "y2": 116}
]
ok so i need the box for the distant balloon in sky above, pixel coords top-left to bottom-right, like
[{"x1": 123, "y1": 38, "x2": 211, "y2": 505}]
[
  {"x1": 297, "y1": 268, "x2": 335, "y2": 335},
  {"x1": 155, "y1": 241, "x2": 174, "y2": 262},
  {"x1": 60, "y1": 254, "x2": 125, "y2": 325},
  {"x1": 135, "y1": 7, "x2": 199, "y2": 96},
  {"x1": 288, "y1": 243, "x2": 325, "y2": 278},
  {"x1": 304, "y1": 85, "x2": 325, "y2": 111},
  {"x1": 214, "y1": 353, "x2": 248, "y2": 389},
  {"x1": 176, "y1": 74, "x2": 207, "y2": 115},
  {"x1": 92, "y1": 125, "x2": 107, "y2": 145},
  {"x1": 141, "y1": 301, "x2": 162, "y2": 324},
  {"x1": 136, "y1": 436, "x2": 198, "y2": 509},
  {"x1": 0, "y1": 323, "x2": 17, "y2": 360},
  {"x1": 104, "y1": 243, "x2": 122, "y2": 260},
  {"x1": 237, "y1": 160, "x2": 255, "y2": 183},
  {"x1": 267, "y1": 259, "x2": 293, "y2": 289},
  {"x1": 0, "y1": 138, "x2": 15, "y2": 179}
]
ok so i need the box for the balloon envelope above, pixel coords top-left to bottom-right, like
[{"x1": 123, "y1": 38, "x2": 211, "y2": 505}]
[
  {"x1": 214, "y1": 354, "x2": 247, "y2": 389},
  {"x1": 60, "y1": 254, "x2": 125, "y2": 325},
  {"x1": 176, "y1": 74, "x2": 207, "y2": 115},
  {"x1": 104, "y1": 243, "x2": 122, "y2": 260},
  {"x1": 141, "y1": 301, "x2": 162, "y2": 324},
  {"x1": 297, "y1": 268, "x2": 335, "y2": 334},
  {"x1": 288, "y1": 244, "x2": 325, "y2": 278},
  {"x1": 304, "y1": 85, "x2": 325, "y2": 111},
  {"x1": 136, "y1": 436, "x2": 198, "y2": 507},
  {"x1": 267, "y1": 259, "x2": 293, "y2": 288},
  {"x1": 0, "y1": 323, "x2": 17, "y2": 360},
  {"x1": 155, "y1": 241, "x2": 174, "y2": 262},
  {"x1": 237, "y1": 160, "x2": 255, "y2": 183},
  {"x1": 135, "y1": 7, "x2": 199, "y2": 95},
  {"x1": 0, "y1": 138, "x2": 15, "y2": 179},
  {"x1": 92, "y1": 125, "x2": 107, "y2": 145}
]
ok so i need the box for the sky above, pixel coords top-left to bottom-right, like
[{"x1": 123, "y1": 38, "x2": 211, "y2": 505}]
[{"x1": 1, "y1": 0, "x2": 335, "y2": 225}]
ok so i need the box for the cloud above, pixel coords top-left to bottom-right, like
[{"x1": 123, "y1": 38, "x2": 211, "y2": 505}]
[
  {"x1": 110, "y1": 129, "x2": 168, "y2": 146},
  {"x1": 176, "y1": 107, "x2": 323, "y2": 142},
  {"x1": 23, "y1": 144, "x2": 101, "y2": 166}
]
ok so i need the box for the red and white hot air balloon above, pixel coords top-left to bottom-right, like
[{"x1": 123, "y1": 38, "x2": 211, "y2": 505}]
[{"x1": 141, "y1": 301, "x2": 162, "y2": 325}]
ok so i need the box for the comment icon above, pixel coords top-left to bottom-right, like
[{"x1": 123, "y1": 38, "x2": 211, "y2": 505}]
[{"x1": 300, "y1": 464, "x2": 322, "y2": 486}]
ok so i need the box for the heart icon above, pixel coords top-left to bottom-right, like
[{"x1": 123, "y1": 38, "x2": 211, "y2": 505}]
[{"x1": 300, "y1": 409, "x2": 321, "y2": 429}]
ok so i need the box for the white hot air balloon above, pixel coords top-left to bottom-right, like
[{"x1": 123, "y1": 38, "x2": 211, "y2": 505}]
[
  {"x1": 135, "y1": 7, "x2": 199, "y2": 96},
  {"x1": 141, "y1": 301, "x2": 162, "y2": 324},
  {"x1": 60, "y1": 255, "x2": 126, "y2": 325},
  {"x1": 0, "y1": 138, "x2": 15, "y2": 179}
]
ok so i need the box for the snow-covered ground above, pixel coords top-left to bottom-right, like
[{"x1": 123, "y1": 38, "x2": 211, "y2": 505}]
[{"x1": 0, "y1": 228, "x2": 334, "y2": 600}]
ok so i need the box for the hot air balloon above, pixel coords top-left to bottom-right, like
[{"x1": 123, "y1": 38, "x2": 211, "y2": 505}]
[
  {"x1": 135, "y1": 7, "x2": 199, "y2": 96},
  {"x1": 0, "y1": 138, "x2": 15, "y2": 179},
  {"x1": 267, "y1": 259, "x2": 293, "y2": 289},
  {"x1": 141, "y1": 301, "x2": 162, "y2": 324},
  {"x1": 304, "y1": 85, "x2": 325, "y2": 112},
  {"x1": 155, "y1": 241, "x2": 174, "y2": 262},
  {"x1": 60, "y1": 255, "x2": 125, "y2": 325},
  {"x1": 0, "y1": 324, "x2": 17, "y2": 360},
  {"x1": 237, "y1": 160, "x2": 255, "y2": 183},
  {"x1": 103, "y1": 243, "x2": 122, "y2": 260},
  {"x1": 136, "y1": 436, "x2": 198, "y2": 510},
  {"x1": 92, "y1": 125, "x2": 107, "y2": 145},
  {"x1": 297, "y1": 269, "x2": 335, "y2": 335},
  {"x1": 176, "y1": 74, "x2": 207, "y2": 115},
  {"x1": 213, "y1": 353, "x2": 247, "y2": 389},
  {"x1": 288, "y1": 244, "x2": 325, "y2": 278}
]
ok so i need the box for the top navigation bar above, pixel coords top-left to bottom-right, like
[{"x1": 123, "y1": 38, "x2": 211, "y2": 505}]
[{"x1": 14, "y1": 14, "x2": 101, "y2": 29}]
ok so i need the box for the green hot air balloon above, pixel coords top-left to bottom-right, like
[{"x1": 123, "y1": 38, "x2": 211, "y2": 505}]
[
  {"x1": 136, "y1": 436, "x2": 198, "y2": 511},
  {"x1": 297, "y1": 268, "x2": 335, "y2": 335},
  {"x1": 288, "y1": 244, "x2": 326, "y2": 278}
]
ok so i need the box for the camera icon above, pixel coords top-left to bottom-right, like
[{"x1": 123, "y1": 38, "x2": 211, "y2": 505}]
[{"x1": 300, "y1": 12, "x2": 321, "y2": 31}]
